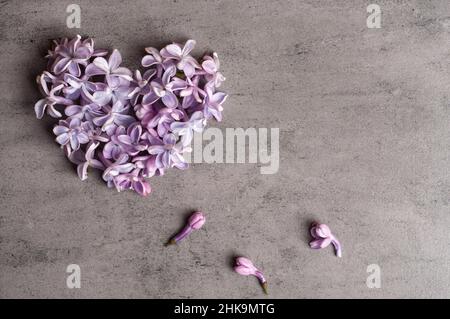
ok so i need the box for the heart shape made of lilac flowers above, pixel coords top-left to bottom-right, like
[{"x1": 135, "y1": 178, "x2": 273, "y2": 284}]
[{"x1": 35, "y1": 35, "x2": 228, "y2": 196}]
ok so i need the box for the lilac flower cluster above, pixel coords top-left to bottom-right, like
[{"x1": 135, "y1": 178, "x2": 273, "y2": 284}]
[{"x1": 35, "y1": 35, "x2": 227, "y2": 196}]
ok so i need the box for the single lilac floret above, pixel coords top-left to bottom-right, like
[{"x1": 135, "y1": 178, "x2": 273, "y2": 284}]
[
  {"x1": 166, "y1": 211, "x2": 206, "y2": 246},
  {"x1": 234, "y1": 257, "x2": 268, "y2": 294},
  {"x1": 309, "y1": 222, "x2": 342, "y2": 257}
]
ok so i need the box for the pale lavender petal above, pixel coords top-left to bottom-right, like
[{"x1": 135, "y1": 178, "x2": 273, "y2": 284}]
[
  {"x1": 113, "y1": 67, "x2": 133, "y2": 79},
  {"x1": 53, "y1": 57, "x2": 71, "y2": 74},
  {"x1": 182, "y1": 62, "x2": 195, "y2": 78},
  {"x1": 85, "y1": 142, "x2": 98, "y2": 159},
  {"x1": 69, "y1": 134, "x2": 80, "y2": 150},
  {"x1": 106, "y1": 75, "x2": 121, "y2": 88},
  {"x1": 85, "y1": 63, "x2": 107, "y2": 77},
  {"x1": 67, "y1": 61, "x2": 81, "y2": 76},
  {"x1": 130, "y1": 125, "x2": 142, "y2": 142},
  {"x1": 34, "y1": 99, "x2": 46, "y2": 119},
  {"x1": 92, "y1": 91, "x2": 111, "y2": 106},
  {"x1": 162, "y1": 65, "x2": 176, "y2": 85},
  {"x1": 148, "y1": 145, "x2": 165, "y2": 155},
  {"x1": 182, "y1": 39, "x2": 196, "y2": 55},
  {"x1": 133, "y1": 179, "x2": 151, "y2": 196},
  {"x1": 56, "y1": 133, "x2": 69, "y2": 145},
  {"x1": 161, "y1": 91, "x2": 178, "y2": 108},
  {"x1": 52, "y1": 96, "x2": 73, "y2": 106},
  {"x1": 167, "y1": 78, "x2": 187, "y2": 91},
  {"x1": 103, "y1": 142, "x2": 116, "y2": 159},
  {"x1": 47, "y1": 105, "x2": 63, "y2": 118},
  {"x1": 77, "y1": 162, "x2": 89, "y2": 181},
  {"x1": 65, "y1": 105, "x2": 82, "y2": 117},
  {"x1": 90, "y1": 159, "x2": 105, "y2": 170},
  {"x1": 93, "y1": 114, "x2": 111, "y2": 126},
  {"x1": 77, "y1": 132, "x2": 90, "y2": 144},
  {"x1": 108, "y1": 49, "x2": 122, "y2": 70},
  {"x1": 142, "y1": 92, "x2": 159, "y2": 105},
  {"x1": 142, "y1": 55, "x2": 157, "y2": 67},
  {"x1": 170, "y1": 121, "x2": 186, "y2": 132},
  {"x1": 69, "y1": 118, "x2": 81, "y2": 129},
  {"x1": 202, "y1": 59, "x2": 217, "y2": 74},
  {"x1": 165, "y1": 44, "x2": 182, "y2": 57},
  {"x1": 173, "y1": 159, "x2": 188, "y2": 170},
  {"x1": 53, "y1": 125, "x2": 69, "y2": 135},
  {"x1": 92, "y1": 57, "x2": 110, "y2": 73},
  {"x1": 115, "y1": 114, "x2": 135, "y2": 127},
  {"x1": 211, "y1": 92, "x2": 228, "y2": 105},
  {"x1": 74, "y1": 46, "x2": 91, "y2": 60},
  {"x1": 117, "y1": 135, "x2": 132, "y2": 145},
  {"x1": 161, "y1": 151, "x2": 170, "y2": 168},
  {"x1": 163, "y1": 133, "x2": 177, "y2": 146},
  {"x1": 117, "y1": 163, "x2": 135, "y2": 173}
]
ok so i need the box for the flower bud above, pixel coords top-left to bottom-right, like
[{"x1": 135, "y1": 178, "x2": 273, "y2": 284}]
[
  {"x1": 188, "y1": 211, "x2": 206, "y2": 230},
  {"x1": 233, "y1": 257, "x2": 268, "y2": 294},
  {"x1": 166, "y1": 211, "x2": 206, "y2": 246},
  {"x1": 309, "y1": 222, "x2": 342, "y2": 257}
]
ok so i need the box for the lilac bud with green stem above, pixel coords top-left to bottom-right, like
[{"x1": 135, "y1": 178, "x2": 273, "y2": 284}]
[{"x1": 234, "y1": 257, "x2": 268, "y2": 294}]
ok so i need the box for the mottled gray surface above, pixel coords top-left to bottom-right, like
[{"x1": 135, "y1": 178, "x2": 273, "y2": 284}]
[{"x1": 0, "y1": 0, "x2": 449, "y2": 299}]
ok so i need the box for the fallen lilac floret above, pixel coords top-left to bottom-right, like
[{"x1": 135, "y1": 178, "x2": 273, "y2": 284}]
[
  {"x1": 309, "y1": 222, "x2": 342, "y2": 257},
  {"x1": 166, "y1": 211, "x2": 206, "y2": 246},
  {"x1": 234, "y1": 257, "x2": 268, "y2": 294},
  {"x1": 34, "y1": 35, "x2": 228, "y2": 196}
]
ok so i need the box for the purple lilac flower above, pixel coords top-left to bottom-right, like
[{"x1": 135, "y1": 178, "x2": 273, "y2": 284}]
[
  {"x1": 34, "y1": 36, "x2": 228, "y2": 196},
  {"x1": 170, "y1": 111, "x2": 205, "y2": 146},
  {"x1": 64, "y1": 103, "x2": 101, "y2": 120},
  {"x1": 133, "y1": 155, "x2": 164, "y2": 178},
  {"x1": 202, "y1": 52, "x2": 226, "y2": 87},
  {"x1": 116, "y1": 123, "x2": 148, "y2": 155},
  {"x1": 52, "y1": 35, "x2": 92, "y2": 76},
  {"x1": 128, "y1": 69, "x2": 155, "y2": 105},
  {"x1": 203, "y1": 86, "x2": 228, "y2": 122},
  {"x1": 145, "y1": 106, "x2": 185, "y2": 137},
  {"x1": 147, "y1": 133, "x2": 188, "y2": 170},
  {"x1": 103, "y1": 126, "x2": 128, "y2": 160},
  {"x1": 114, "y1": 168, "x2": 151, "y2": 196},
  {"x1": 85, "y1": 82, "x2": 131, "y2": 106},
  {"x1": 142, "y1": 65, "x2": 186, "y2": 108},
  {"x1": 53, "y1": 118, "x2": 90, "y2": 151},
  {"x1": 62, "y1": 73, "x2": 97, "y2": 101},
  {"x1": 92, "y1": 101, "x2": 135, "y2": 135},
  {"x1": 180, "y1": 75, "x2": 205, "y2": 109},
  {"x1": 85, "y1": 124, "x2": 109, "y2": 143},
  {"x1": 69, "y1": 142, "x2": 105, "y2": 180},
  {"x1": 101, "y1": 153, "x2": 135, "y2": 188},
  {"x1": 160, "y1": 40, "x2": 200, "y2": 77},
  {"x1": 85, "y1": 49, "x2": 133, "y2": 87},
  {"x1": 141, "y1": 47, "x2": 168, "y2": 78},
  {"x1": 34, "y1": 73, "x2": 72, "y2": 119}
]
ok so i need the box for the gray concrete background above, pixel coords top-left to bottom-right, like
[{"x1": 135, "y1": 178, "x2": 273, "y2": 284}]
[{"x1": 0, "y1": 0, "x2": 449, "y2": 298}]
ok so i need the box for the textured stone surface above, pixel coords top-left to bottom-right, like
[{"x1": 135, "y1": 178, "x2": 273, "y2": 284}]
[{"x1": 0, "y1": 0, "x2": 449, "y2": 298}]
